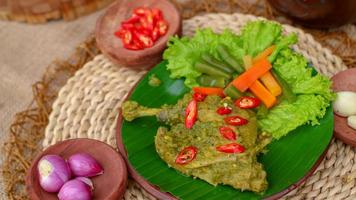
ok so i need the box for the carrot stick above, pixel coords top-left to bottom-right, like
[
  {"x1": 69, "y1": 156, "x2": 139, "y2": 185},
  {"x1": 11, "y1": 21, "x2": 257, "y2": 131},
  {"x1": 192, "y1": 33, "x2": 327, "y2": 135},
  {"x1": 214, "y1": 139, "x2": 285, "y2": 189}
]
[
  {"x1": 231, "y1": 58, "x2": 272, "y2": 92},
  {"x1": 192, "y1": 87, "x2": 224, "y2": 97},
  {"x1": 253, "y1": 45, "x2": 276, "y2": 63},
  {"x1": 252, "y1": 45, "x2": 282, "y2": 97},
  {"x1": 259, "y1": 72, "x2": 282, "y2": 96},
  {"x1": 249, "y1": 81, "x2": 276, "y2": 108}
]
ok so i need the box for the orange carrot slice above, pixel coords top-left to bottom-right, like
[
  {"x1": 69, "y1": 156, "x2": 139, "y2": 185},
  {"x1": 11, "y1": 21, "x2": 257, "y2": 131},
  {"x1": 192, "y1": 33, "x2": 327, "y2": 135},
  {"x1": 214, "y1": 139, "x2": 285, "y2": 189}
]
[
  {"x1": 253, "y1": 45, "x2": 276, "y2": 63},
  {"x1": 259, "y1": 72, "x2": 282, "y2": 96},
  {"x1": 231, "y1": 58, "x2": 272, "y2": 92},
  {"x1": 249, "y1": 81, "x2": 276, "y2": 108},
  {"x1": 251, "y1": 45, "x2": 282, "y2": 97},
  {"x1": 192, "y1": 87, "x2": 224, "y2": 97}
]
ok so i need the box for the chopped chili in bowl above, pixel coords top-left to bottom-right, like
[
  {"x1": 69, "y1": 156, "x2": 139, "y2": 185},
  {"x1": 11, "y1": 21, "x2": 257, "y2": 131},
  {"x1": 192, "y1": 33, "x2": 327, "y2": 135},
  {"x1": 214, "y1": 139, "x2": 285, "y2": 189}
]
[{"x1": 115, "y1": 7, "x2": 169, "y2": 50}]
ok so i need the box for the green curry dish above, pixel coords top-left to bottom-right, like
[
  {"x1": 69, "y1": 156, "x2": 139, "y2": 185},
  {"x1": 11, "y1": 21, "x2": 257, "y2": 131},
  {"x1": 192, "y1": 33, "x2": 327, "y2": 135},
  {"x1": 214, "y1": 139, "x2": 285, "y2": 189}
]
[{"x1": 122, "y1": 94, "x2": 272, "y2": 193}]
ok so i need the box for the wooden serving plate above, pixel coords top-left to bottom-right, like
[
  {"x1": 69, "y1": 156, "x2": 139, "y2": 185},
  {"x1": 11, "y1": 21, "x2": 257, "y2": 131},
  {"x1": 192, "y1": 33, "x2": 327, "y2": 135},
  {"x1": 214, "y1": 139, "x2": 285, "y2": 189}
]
[
  {"x1": 95, "y1": 0, "x2": 182, "y2": 69},
  {"x1": 26, "y1": 138, "x2": 127, "y2": 200},
  {"x1": 332, "y1": 68, "x2": 356, "y2": 147}
]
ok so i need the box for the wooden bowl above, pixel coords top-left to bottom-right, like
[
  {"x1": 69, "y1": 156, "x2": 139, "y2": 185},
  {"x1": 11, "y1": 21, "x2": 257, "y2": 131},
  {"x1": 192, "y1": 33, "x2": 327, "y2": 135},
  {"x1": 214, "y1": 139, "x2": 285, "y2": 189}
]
[
  {"x1": 26, "y1": 138, "x2": 127, "y2": 200},
  {"x1": 95, "y1": 0, "x2": 182, "y2": 69},
  {"x1": 332, "y1": 68, "x2": 356, "y2": 147}
]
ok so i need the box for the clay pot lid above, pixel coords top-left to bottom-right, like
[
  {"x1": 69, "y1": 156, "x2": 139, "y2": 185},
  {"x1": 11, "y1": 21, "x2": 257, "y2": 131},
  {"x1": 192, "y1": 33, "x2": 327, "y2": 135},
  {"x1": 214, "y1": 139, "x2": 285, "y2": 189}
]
[
  {"x1": 331, "y1": 68, "x2": 356, "y2": 147},
  {"x1": 95, "y1": 0, "x2": 182, "y2": 69},
  {"x1": 26, "y1": 138, "x2": 127, "y2": 200}
]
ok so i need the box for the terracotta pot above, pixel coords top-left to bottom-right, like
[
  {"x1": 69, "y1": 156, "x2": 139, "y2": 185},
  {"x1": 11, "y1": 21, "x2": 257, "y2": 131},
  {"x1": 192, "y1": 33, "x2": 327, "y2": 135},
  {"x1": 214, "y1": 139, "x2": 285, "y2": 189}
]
[{"x1": 268, "y1": 0, "x2": 356, "y2": 28}]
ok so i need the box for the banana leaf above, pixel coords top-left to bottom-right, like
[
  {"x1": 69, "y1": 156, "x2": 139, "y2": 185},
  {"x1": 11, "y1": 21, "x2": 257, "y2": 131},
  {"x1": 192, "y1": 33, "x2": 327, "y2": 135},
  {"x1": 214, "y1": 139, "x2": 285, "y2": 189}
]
[{"x1": 119, "y1": 61, "x2": 333, "y2": 200}]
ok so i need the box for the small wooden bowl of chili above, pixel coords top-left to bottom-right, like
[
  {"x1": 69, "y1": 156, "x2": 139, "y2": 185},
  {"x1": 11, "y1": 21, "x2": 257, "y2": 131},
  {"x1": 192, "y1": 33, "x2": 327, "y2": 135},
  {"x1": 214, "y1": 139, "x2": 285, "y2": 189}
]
[{"x1": 95, "y1": 0, "x2": 182, "y2": 69}]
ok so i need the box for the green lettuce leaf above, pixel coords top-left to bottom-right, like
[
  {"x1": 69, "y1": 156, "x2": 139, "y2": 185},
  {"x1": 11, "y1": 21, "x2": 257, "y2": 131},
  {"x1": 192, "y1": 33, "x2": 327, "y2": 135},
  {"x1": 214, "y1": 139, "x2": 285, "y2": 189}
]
[
  {"x1": 259, "y1": 48, "x2": 334, "y2": 139},
  {"x1": 241, "y1": 20, "x2": 282, "y2": 57},
  {"x1": 163, "y1": 29, "x2": 244, "y2": 87}
]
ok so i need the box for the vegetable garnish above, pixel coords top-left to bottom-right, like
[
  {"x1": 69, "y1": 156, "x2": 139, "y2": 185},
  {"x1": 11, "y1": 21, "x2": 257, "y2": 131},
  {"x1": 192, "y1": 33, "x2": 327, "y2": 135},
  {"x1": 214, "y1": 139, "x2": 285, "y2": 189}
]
[
  {"x1": 216, "y1": 143, "x2": 245, "y2": 153},
  {"x1": 192, "y1": 87, "x2": 225, "y2": 97},
  {"x1": 192, "y1": 92, "x2": 207, "y2": 102},
  {"x1": 163, "y1": 20, "x2": 334, "y2": 139},
  {"x1": 249, "y1": 81, "x2": 276, "y2": 108},
  {"x1": 175, "y1": 146, "x2": 198, "y2": 165},
  {"x1": 115, "y1": 7, "x2": 168, "y2": 50},
  {"x1": 231, "y1": 58, "x2": 272, "y2": 92},
  {"x1": 219, "y1": 127, "x2": 237, "y2": 140},
  {"x1": 259, "y1": 72, "x2": 282, "y2": 96},
  {"x1": 235, "y1": 96, "x2": 261, "y2": 109},
  {"x1": 37, "y1": 155, "x2": 71, "y2": 193},
  {"x1": 224, "y1": 116, "x2": 248, "y2": 126},
  {"x1": 185, "y1": 99, "x2": 198, "y2": 129},
  {"x1": 252, "y1": 45, "x2": 276, "y2": 63}
]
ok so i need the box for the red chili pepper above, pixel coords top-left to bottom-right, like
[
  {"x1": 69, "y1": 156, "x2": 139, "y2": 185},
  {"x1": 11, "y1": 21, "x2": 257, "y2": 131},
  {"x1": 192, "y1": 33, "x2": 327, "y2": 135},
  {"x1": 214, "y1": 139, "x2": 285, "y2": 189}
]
[
  {"x1": 216, "y1": 143, "x2": 245, "y2": 153},
  {"x1": 115, "y1": 7, "x2": 168, "y2": 50},
  {"x1": 133, "y1": 30, "x2": 153, "y2": 48},
  {"x1": 151, "y1": 27, "x2": 160, "y2": 41},
  {"x1": 115, "y1": 29, "x2": 133, "y2": 45},
  {"x1": 157, "y1": 20, "x2": 168, "y2": 35},
  {"x1": 152, "y1": 8, "x2": 163, "y2": 22},
  {"x1": 193, "y1": 92, "x2": 207, "y2": 102},
  {"x1": 185, "y1": 99, "x2": 197, "y2": 129},
  {"x1": 133, "y1": 7, "x2": 150, "y2": 16},
  {"x1": 123, "y1": 42, "x2": 142, "y2": 50},
  {"x1": 175, "y1": 146, "x2": 197, "y2": 165},
  {"x1": 235, "y1": 96, "x2": 261, "y2": 109},
  {"x1": 219, "y1": 127, "x2": 236, "y2": 140},
  {"x1": 224, "y1": 116, "x2": 248, "y2": 126},
  {"x1": 216, "y1": 106, "x2": 232, "y2": 115}
]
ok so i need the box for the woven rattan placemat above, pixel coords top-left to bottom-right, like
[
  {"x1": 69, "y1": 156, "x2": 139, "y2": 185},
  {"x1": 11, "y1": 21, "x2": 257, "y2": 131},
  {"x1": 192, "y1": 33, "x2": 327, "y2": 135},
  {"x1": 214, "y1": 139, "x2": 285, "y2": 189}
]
[{"x1": 41, "y1": 13, "x2": 356, "y2": 199}]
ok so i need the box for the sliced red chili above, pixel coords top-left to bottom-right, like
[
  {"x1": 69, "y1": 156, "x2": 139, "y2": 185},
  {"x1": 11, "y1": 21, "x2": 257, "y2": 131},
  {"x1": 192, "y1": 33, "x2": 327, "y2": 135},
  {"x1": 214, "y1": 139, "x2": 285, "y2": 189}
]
[
  {"x1": 151, "y1": 27, "x2": 160, "y2": 41},
  {"x1": 133, "y1": 30, "x2": 153, "y2": 48},
  {"x1": 185, "y1": 99, "x2": 197, "y2": 129},
  {"x1": 219, "y1": 127, "x2": 236, "y2": 140},
  {"x1": 157, "y1": 20, "x2": 168, "y2": 35},
  {"x1": 175, "y1": 146, "x2": 197, "y2": 165},
  {"x1": 152, "y1": 8, "x2": 163, "y2": 20},
  {"x1": 115, "y1": 29, "x2": 133, "y2": 45},
  {"x1": 235, "y1": 96, "x2": 261, "y2": 109},
  {"x1": 193, "y1": 92, "x2": 207, "y2": 102},
  {"x1": 216, "y1": 106, "x2": 232, "y2": 115},
  {"x1": 123, "y1": 42, "x2": 142, "y2": 50},
  {"x1": 115, "y1": 7, "x2": 168, "y2": 50},
  {"x1": 140, "y1": 16, "x2": 154, "y2": 31},
  {"x1": 224, "y1": 116, "x2": 248, "y2": 126},
  {"x1": 133, "y1": 7, "x2": 150, "y2": 16},
  {"x1": 216, "y1": 143, "x2": 245, "y2": 153}
]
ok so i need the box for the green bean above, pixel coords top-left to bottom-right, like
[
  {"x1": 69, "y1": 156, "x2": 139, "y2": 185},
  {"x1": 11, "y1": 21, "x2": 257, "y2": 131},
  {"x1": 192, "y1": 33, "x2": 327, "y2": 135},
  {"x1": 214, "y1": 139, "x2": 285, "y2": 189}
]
[
  {"x1": 216, "y1": 44, "x2": 244, "y2": 74},
  {"x1": 194, "y1": 61, "x2": 231, "y2": 79},
  {"x1": 201, "y1": 53, "x2": 235, "y2": 73},
  {"x1": 197, "y1": 75, "x2": 226, "y2": 88},
  {"x1": 223, "y1": 85, "x2": 243, "y2": 100},
  {"x1": 272, "y1": 69, "x2": 296, "y2": 103}
]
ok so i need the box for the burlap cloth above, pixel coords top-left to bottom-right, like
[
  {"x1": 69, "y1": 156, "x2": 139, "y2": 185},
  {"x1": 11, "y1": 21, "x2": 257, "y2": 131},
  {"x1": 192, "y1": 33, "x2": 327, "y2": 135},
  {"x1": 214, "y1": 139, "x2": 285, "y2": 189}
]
[{"x1": 41, "y1": 13, "x2": 356, "y2": 199}]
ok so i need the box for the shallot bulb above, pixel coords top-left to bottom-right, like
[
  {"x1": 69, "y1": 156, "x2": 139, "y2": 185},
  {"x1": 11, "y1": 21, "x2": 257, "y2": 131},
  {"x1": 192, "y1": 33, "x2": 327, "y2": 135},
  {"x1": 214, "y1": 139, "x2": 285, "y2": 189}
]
[
  {"x1": 37, "y1": 155, "x2": 71, "y2": 192},
  {"x1": 68, "y1": 153, "x2": 104, "y2": 177},
  {"x1": 57, "y1": 177, "x2": 93, "y2": 200}
]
